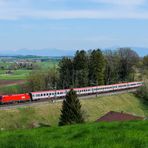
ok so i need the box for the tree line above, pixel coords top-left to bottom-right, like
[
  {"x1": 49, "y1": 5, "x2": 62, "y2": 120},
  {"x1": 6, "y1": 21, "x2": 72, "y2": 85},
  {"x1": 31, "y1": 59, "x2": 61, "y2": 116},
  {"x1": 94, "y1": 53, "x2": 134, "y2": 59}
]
[
  {"x1": 26, "y1": 48, "x2": 146, "y2": 92},
  {"x1": 58, "y1": 48, "x2": 140, "y2": 89}
]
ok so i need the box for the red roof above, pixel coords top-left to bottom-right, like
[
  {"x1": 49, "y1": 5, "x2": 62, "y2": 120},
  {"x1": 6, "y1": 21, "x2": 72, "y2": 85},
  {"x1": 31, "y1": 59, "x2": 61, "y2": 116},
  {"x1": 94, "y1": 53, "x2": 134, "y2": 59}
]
[{"x1": 96, "y1": 111, "x2": 144, "y2": 122}]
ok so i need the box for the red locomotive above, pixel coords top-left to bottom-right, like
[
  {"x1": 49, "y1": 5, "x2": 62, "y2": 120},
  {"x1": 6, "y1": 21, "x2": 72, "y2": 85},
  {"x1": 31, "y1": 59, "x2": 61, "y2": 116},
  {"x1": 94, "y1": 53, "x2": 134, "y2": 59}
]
[{"x1": 0, "y1": 93, "x2": 30, "y2": 104}]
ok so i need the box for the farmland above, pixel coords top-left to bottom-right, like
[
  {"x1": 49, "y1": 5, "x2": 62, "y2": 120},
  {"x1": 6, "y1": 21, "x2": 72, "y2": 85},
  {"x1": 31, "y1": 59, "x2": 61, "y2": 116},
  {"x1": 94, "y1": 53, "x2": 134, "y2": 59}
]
[
  {"x1": 0, "y1": 56, "x2": 59, "y2": 94},
  {"x1": 0, "y1": 120, "x2": 147, "y2": 148}
]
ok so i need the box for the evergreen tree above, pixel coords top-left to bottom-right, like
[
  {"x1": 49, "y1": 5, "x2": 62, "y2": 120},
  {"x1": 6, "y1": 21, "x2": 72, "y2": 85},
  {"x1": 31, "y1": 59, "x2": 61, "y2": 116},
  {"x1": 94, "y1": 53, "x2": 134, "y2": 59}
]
[
  {"x1": 58, "y1": 57, "x2": 73, "y2": 88},
  {"x1": 73, "y1": 50, "x2": 89, "y2": 87},
  {"x1": 89, "y1": 49, "x2": 105, "y2": 86},
  {"x1": 59, "y1": 89, "x2": 84, "y2": 126}
]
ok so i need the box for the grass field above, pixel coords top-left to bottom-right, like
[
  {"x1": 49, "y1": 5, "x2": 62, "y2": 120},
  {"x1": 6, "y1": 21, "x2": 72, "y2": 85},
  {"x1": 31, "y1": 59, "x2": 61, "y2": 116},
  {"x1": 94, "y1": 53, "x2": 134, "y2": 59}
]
[
  {"x1": 37, "y1": 60, "x2": 59, "y2": 69},
  {"x1": 0, "y1": 121, "x2": 147, "y2": 148},
  {"x1": 0, "y1": 93, "x2": 146, "y2": 130},
  {"x1": 0, "y1": 70, "x2": 29, "y2": 80},
  {"x1": 0, "y1": 84, "x2": 26, "y2": 95},
  {"x1": 0, "y1": 61, "x2": 59, "y2": 81}
]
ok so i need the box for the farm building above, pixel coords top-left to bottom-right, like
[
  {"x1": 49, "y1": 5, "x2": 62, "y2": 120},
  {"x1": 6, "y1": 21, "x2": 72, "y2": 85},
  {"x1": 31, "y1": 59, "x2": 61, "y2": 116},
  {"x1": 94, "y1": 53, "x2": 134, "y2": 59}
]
[{"x1": 96, "y1": 111, "x2": 144, "y2": 122}]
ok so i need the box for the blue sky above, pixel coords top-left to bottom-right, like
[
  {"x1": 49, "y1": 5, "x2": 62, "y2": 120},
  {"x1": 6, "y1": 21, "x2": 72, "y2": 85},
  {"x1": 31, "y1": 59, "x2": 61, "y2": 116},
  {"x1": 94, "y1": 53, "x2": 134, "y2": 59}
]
[{"x1": 0, "y1": 0, "x2": 148, "y2": 55}]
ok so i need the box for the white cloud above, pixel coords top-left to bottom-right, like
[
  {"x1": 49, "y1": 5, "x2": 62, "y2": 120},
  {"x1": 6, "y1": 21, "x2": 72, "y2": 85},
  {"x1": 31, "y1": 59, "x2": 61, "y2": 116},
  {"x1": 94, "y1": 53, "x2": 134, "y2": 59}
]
[
  {"x1": 92, "y1": 0, "x2": 146, "y2": 6},
  {"x1": 0, "y1": 0, "x2": 148, "y2": 20}
]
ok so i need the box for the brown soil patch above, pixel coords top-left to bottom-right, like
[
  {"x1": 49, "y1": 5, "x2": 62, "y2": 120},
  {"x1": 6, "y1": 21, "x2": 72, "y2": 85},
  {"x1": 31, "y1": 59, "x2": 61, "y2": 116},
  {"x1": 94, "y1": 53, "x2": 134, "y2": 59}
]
[{"x1": 0, "y1": 80, "x2": 26, "y2": 88}]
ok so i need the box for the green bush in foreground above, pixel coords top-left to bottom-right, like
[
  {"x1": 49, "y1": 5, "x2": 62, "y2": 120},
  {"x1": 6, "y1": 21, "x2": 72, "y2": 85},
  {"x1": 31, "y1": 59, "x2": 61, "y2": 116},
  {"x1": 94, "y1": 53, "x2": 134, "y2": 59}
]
[{"x1": 0, "y1": 121, "x2": 147, "y2": 148}]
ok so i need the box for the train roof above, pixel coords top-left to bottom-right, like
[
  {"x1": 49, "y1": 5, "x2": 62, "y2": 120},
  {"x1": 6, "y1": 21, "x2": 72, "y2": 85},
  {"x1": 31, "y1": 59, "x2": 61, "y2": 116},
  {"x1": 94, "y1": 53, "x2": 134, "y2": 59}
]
[{"x1": 31, "y1": 81, "x2": 141, "y2": 94}]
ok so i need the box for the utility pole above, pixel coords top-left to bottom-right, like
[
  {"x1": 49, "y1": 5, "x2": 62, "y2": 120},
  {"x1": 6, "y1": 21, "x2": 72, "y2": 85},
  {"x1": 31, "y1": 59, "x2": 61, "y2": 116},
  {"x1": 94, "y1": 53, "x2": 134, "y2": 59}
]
[
  {"x1": 96, "y1": 80, "x2": 98, "y2": 97},
  {"x1": 54, "y1": 82, "x2": 57, "y2": 101},
  {"x1": 54, "y1": 63, "x2": 57, "y2": 101}
]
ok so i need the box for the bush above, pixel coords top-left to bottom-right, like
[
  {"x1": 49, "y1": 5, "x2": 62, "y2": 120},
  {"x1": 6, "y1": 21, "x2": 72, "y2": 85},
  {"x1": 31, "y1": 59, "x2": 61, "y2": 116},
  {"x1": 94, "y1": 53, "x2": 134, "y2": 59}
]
[{"x1": 136, "y1": 82, "x2": 148, "y2": 105}]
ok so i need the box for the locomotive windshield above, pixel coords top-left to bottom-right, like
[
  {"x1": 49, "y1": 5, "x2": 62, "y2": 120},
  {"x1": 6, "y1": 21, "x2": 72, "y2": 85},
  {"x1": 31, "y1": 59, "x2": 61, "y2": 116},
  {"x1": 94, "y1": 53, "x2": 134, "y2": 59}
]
[{"x1": 0, "y1": 96, "x2": 2, "y2": 100}]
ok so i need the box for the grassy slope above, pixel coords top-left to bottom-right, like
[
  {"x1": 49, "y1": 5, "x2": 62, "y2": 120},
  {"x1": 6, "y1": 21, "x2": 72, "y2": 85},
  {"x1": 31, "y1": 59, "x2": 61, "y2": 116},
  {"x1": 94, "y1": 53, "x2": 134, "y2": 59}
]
[
  {"x1": 0, "y1": 121, "x2": 148, "y2": 148},
  {"x1": 0, "y1": 93, "x2": 146, "y2": 129}
]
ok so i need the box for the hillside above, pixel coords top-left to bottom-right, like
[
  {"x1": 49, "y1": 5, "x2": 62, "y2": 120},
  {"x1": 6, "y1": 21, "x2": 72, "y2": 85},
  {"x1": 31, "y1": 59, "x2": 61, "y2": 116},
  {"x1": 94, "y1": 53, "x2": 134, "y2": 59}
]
[
  {"x1": 0, "y1": 121, "x2": 148, "y2": 148},
  {"x1": 0, "y1": 93, "x2": 146, "y2": 130}
]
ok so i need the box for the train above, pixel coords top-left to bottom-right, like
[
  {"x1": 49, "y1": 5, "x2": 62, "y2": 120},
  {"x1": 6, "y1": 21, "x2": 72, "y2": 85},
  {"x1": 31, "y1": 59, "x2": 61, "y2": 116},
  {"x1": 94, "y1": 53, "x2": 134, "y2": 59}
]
[{"x1": 0, "y1": 81, "x2": 143, "y2": 105}]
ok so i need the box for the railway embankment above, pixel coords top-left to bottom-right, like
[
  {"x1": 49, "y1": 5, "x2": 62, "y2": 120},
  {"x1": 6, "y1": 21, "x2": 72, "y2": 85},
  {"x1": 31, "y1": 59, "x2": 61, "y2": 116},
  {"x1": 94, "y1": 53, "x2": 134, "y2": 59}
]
[{"x1": 0, "y1": 93, "x2": 146, "y2": 130}]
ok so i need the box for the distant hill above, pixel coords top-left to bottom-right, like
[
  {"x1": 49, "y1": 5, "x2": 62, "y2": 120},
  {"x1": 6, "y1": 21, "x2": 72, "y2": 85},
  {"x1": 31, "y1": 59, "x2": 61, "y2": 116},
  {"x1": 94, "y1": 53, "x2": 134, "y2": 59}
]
[
  {"x1": 0, "y1": 48, "x2": 75, "y2": 57},
  {"x1": 0, "y1": 47, "x2": 147, "y2": 57}
]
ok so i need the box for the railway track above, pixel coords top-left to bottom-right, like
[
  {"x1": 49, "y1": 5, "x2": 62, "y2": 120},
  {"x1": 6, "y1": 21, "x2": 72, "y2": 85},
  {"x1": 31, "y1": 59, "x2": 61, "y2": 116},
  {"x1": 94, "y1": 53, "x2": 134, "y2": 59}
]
[{"x1": 0, "y1": 88, "x2": 137, "y2": 110}]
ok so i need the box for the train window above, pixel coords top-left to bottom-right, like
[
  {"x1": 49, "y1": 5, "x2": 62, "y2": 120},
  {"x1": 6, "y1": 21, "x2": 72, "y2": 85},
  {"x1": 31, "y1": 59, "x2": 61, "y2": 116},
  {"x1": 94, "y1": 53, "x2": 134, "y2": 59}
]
[{"x1": 119, "y1": 85, "x2": 123, "y2": 87}]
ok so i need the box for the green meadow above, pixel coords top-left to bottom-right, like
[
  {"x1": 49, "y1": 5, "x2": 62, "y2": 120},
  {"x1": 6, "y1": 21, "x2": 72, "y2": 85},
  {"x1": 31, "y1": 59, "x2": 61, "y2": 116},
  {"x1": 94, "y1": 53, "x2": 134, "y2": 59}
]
[{"x1": 0, "y1": 121, "x2": 147, "y2": 148}]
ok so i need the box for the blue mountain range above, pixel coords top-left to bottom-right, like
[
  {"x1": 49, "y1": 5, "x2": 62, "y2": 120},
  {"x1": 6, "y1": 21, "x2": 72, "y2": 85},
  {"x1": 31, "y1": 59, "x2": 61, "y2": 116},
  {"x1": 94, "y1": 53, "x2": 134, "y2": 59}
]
[{"x1": 0, "y1": 47, "x2": 147, "y2": 57}]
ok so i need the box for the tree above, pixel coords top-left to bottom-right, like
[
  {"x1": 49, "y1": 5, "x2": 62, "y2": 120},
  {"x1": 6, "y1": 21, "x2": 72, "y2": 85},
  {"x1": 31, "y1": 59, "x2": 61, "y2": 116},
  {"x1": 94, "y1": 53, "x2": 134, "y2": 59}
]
[
  {"x1": 136, "y1": 81, "x2": 148, "y2": 105},
  {"x1": 73, "y1": 50, "x2": 89, "y2": 87},
  {"x1": 104, "y1": 50, "x2": 119, "y2": 84},
  {"x1": 59, "y1": 89, "x2": 84, "y2": 126},
  {"x1": 89, "y1": 49, "x2": 105, "y2": 85},
  {"x1": 136, "y1": 81, "x2": 148, "y2": 117},
  {"x1": 26, "y1": 68, "x2": 58, "y2": 92},
  {"x1": 58, "y1": 57, "x2": 73, "y2": 89},
  {"x1": 26, "y1": 70, "x2": 46, "y2": 92},
  {"x1": 117, "y1": 48, "x2": 139, "y2": 82},
  {"x1": 143, "y1": 55, "x2": 148, "y2": 68}
]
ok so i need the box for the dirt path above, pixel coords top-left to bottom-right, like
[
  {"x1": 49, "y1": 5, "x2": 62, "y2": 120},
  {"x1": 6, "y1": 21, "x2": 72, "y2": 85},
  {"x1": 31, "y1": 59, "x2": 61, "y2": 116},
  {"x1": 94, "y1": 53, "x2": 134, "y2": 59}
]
[{"x1": 0, "y1": 80, "x2": 26, "y2": 88}]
